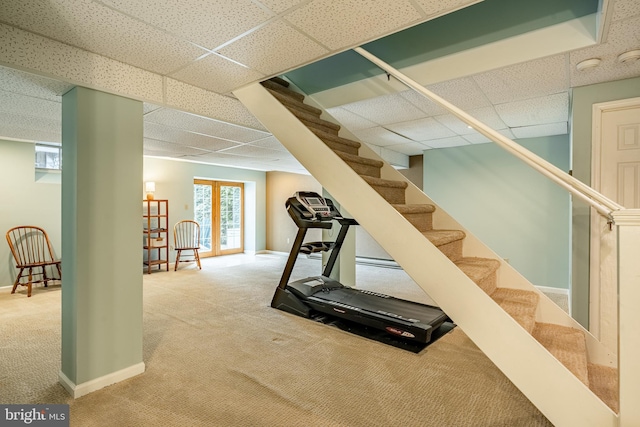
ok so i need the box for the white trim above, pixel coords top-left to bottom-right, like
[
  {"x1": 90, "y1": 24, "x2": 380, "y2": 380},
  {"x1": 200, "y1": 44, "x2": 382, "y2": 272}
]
[
  {"x1": 535, "y1": 285, "x2": 569, "y2": 296},
  {"x1": 58, "y1": 362, "x2": 145, "y2": 399}
]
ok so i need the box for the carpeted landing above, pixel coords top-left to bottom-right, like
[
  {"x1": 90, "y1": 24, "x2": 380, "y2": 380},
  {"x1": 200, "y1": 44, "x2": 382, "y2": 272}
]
[{"x1": 0, "y1": 254, "x2": 553, "y2": 426}]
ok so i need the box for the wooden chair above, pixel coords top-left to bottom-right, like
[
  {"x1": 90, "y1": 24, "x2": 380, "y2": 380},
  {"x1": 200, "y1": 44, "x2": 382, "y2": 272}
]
[
  {"x1": 6, "y1": 226, "x2": 61, "y2": 297},
  {"x1": 173, "y1": 220, "x2": 202, "y2": 271}
]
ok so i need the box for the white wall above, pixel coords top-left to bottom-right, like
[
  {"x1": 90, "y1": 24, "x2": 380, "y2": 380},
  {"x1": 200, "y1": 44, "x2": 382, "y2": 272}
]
[
  {"x1": 0, "y1": 139, "x2": 61, "y2": 287},
  {"x1": 143, "y1": 157, "x2": 267, "y2": 258}
]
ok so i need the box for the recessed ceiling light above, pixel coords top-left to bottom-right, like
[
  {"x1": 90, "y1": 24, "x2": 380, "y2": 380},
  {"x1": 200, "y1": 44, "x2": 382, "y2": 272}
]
[
  {"x1": 576, "y1": 58, "x2": 602, "y2": 71},
  {"x1": 617, "y1": 50, "x2": 640, "y2": 64}
]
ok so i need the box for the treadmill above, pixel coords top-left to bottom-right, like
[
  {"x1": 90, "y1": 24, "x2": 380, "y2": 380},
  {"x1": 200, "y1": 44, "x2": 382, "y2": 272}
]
[{"x1": 272, "y1": 191, "x2": 453, "y2": 348}]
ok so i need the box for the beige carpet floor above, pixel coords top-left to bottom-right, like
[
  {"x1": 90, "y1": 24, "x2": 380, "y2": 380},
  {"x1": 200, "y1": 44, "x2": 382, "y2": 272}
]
[{"x1": 0, "y1": 253, "x2": 553, "y2": 426}]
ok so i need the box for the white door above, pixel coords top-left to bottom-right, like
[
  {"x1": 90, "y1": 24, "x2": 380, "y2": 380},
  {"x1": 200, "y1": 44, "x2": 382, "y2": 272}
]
[{"x1": 590, "y1": 97, "x2": 640, "y2": 354}]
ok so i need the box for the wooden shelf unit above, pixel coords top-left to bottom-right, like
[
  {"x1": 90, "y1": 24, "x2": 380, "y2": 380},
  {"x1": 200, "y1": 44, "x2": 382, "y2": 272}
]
[{"x1": 143, "y1": 199, "x2": 169, "y2": 274}]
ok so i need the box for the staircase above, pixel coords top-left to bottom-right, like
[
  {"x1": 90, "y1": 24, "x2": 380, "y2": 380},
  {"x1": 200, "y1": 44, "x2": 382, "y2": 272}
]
[{"x1": 234, "y1": 77, "x2": 620, "y2": 427}]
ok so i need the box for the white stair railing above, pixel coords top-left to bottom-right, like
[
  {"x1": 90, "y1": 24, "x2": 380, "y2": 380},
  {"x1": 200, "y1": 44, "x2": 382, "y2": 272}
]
[
  {"x1": 352, "y1": 47, "x2": 640, "y2": 427},
  {"x1": 353, "y1": 47, "x2": 623, "y2": 220}
]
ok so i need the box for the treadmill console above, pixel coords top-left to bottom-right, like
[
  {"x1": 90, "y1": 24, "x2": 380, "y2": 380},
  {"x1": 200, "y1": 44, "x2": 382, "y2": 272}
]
[{"x1": 291, "y1": 191, "x2": 340, "y2": 220}]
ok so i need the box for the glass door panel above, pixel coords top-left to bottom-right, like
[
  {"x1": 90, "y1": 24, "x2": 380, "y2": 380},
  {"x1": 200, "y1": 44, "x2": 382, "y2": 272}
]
[
  {"x1": 193, "y1": 180, "x2": 243, "y2": 257},
  {"x1": 219, "y1": 184, "x2": 243, "y2": 254},
  {"x1": 194, "y1": 182, "x2": 214, "y2": 257}
]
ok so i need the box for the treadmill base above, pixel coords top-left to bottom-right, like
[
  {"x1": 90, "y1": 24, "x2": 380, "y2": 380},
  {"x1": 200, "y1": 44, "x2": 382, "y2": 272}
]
[{"x1": 310, "y1": 311, "x2": 456, "y2": 354}]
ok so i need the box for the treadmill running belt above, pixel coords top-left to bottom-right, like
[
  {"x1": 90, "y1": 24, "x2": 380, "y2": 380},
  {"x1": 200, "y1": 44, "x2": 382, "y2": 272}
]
[{"x1": 308, "y1": 288, "x2": 447, "y2": 325}]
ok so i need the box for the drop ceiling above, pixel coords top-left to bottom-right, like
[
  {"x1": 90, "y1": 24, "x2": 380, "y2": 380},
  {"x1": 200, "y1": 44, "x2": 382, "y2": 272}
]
[{"x1": 0, "y1": 0, "x2": 638, "y2": 174}]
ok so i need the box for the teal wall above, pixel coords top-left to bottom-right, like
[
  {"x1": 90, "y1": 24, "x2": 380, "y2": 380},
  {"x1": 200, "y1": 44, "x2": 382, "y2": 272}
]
[
  {"x1": 424, "y1": 135, "x2": 570, "y2": 289},
  {"x1": 0, "y1": 139, "x2": 61, "y2": 288},
  {"x1": 570, "y1": 76, "x2": 640, "y2": 327},
  {"x1": 61, "y1": 87, "x2": 144, "y2": 384}
]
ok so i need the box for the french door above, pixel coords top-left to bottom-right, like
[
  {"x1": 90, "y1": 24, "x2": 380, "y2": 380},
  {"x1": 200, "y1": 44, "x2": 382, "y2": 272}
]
[{"x1": 194, "y1": 180, "x2": 244, "y2": 257}]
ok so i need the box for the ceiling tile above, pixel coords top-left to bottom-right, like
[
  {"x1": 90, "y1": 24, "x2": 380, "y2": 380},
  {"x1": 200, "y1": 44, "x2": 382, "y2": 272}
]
[
  {"x1": 511, "y1": 122, "x2": 568, "y2": 139},
  {"x1": 570, "y1": 16, "x2": 640, "y2": 88},
  {"x1": 427, "y1": 77, "x2": 492, "y2": 110},
  {"x1": 352, "y1": 126, "x2": 415, "y2": 147},
  {"x1": 0, "y1": 0, "x2": 206, "y2": 75},
  {"x1": 0, "y1": 66, "x2": 72, "y2": 101},
  {"x1": 326, "y1": 107, "x2": 377, "y2": 130},
  {"x1": 0, "y1": 110, "x2": 60, "y2": 135},
  {"x1": 248, "y1": 136, "x2": 288, "y2": 151},
  {"x1": 399, "y1": 90, "x2": 449, "y2": 116},
  {"x1": 385, "y1": 117, "x2": 456, "y2": 141},
  {"x1": 218, "y1": 20, "x2": 328, "y2": 75},
  {"x1": 143, "y1": 103, "x2": 163, "y2": 115},
  {"x1": 435, "y1": 106, "x2": 507, "y2": 135},
  {"x1": 473, "y1": 54, "x2": 569, "y2": 104},
  {"x1": 384, "y1": 141, "x2": 431, "y2": 155},
  {"x1": 342, "y1": 93, "x2": 427, "y2": 125},
  {"x1": 413, "y1": 0, "x2": 480, "y2": 18},
  {"x1": 170, "y1": 53, "x2": 265, "y2": 94},
  {"x1": 145, "y1": 108, "x2": 270, "y2": 142},
  {"x1": 143, "y1": 138, "x2": 212, "y2": 156},
  {"x1": 424, "y1": 136, "x2": 470, "y2": 149},
  {"x1": 164, "y1": 79, "x2": 267, "y2": 131},
  {"x1": 0, "y1": 90, "x2": 60, "y2": 120},
  {"x1": 463, "y1": 128, "x2": 518, "y2": 144},
  {"x1": 259, "y1": 0, "x2": 307, "y2": 14},
  {"x1": 100, "y1": 0, "x2": 273, "y2": 50},
  {"x1": 462, "y1": 132, "x2": 491, "y2": 144},
  {"x1": 143, "y1": 122, "x2": 242, "y2": 151},
  {"x1": 611, "y1": 0, "x2": 640, "y2": 22},
  {"x1": 0, "y1": 124, "x2": 60, "y2": 144},
  {"x1": 219, "y1": 144, "x2": 290, "y2": 159},
  {"x1": 284, "y1": 0, "x2": 423, "y2": 50},
  {"x1": 494, "y1": 92, "x2": 569, "y2": 127}
]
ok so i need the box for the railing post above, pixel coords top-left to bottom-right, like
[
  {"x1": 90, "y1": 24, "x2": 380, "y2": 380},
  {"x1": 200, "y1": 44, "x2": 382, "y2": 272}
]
[{"x1": 613, "y1": 209, "x2": 640, "y2": 426}]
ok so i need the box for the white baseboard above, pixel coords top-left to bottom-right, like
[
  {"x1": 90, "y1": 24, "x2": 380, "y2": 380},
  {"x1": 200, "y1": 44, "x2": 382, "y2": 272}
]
[
  {"x1": 58, "y1": 362, "x2": 145, "y2": 398},
  {"x1": 535, "y1": 285, "x2": 569, "y2": 296}
]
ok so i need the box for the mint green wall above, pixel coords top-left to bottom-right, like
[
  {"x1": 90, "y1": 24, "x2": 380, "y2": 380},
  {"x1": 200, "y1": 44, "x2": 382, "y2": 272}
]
[
  {"x1": 424, "y1": 135, "x2": 570, "y2": 289},
  {"x1": 143, "y1": 157, "x2": 267, "y2": 255},
  {"x1": 0, "y1": 139, "x2": 61, "y2": 288},
  {"x1": 570, "y1": 76, "x2": 640, "y2": 327},
  {"x1": 61, "y1": 87, "x2": 144, "y2": 385}
]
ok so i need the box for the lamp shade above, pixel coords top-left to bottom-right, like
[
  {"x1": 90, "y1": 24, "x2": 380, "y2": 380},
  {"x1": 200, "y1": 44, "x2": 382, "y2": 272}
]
[{"x1": 145, "y1": 181, "x2": 156, "y2": 192}]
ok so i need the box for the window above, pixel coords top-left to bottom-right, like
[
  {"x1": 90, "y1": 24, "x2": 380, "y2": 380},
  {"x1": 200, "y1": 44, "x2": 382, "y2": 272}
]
[{"x1": 35, "y1": 143, "x2": 62, "y2": 170}]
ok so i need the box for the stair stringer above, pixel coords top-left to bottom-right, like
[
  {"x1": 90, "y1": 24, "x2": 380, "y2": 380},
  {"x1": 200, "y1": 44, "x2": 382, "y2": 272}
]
[{"x1": 234, "y1": 82, "x2": 617, "y2": 427}]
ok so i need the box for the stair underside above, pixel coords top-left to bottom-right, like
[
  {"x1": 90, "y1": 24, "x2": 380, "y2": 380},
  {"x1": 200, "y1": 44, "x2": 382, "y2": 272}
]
[{"x1": 259, "y1": 77, "x2": 619, "y2": 414}]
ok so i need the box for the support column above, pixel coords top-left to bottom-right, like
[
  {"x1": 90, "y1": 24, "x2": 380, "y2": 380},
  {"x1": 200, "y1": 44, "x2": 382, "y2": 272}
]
[
  {"x1": 59, "y1": 87, "x2": 144, "y2": 398},
  {"x1": 322, "y1": 190, "x2": 356, "y2": 287},
  {"x1": 614, "y1": 209, "x2": 640, "y2": 426}
]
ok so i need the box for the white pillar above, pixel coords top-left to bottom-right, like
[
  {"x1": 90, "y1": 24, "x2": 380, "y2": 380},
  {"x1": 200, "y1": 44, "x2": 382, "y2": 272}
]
[{"x1": 613, "y1": 209, "x2": 640, "y2": 426}]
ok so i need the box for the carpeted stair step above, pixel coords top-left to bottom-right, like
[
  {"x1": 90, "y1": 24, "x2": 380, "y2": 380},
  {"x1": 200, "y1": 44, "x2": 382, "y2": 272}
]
[
  {"x1": 533, "y1": 323, "x2": 589, "y2": 386},
  {"x1": 455, "y1": 257, "x2": 501, "y2": 295},
  {"x1": 261, "y1": 79, "x2": 305, "y2": 102},
  {"x1": 490, "y1": 288, "x2": 539, "y2": 333},
  {"x1": 266, "y1": 88, "x2": 323, "y2": 117},
  {"x1": 393, "y1": 204, "x2": 435, "y2": 232},
  {"x1": 361, "y1": 176, "x2": 408, "y2": 204},
  {"x1": 309, "y1": 128, "x2": 360, "y2": 155},
  {"x1": 335, "y1": 151, "x2": 383, "y2": 178},
  {"x1": 588, "y1": 363, "x2": 619, "y2": 412},
  {"x1": 288, "y1": 107, "x2": 341, "y2": 135},
  {"x1": 421, "y1": 229, "x2": 466, "y2": 262}
]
